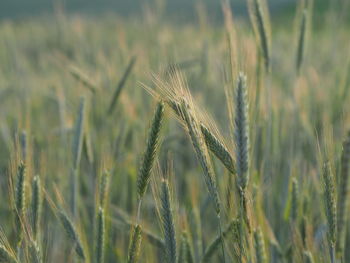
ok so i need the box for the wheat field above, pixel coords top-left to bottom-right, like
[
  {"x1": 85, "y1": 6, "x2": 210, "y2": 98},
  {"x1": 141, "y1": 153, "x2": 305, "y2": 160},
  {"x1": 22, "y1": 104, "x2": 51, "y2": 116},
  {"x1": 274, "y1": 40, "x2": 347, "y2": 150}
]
[{"x1": 0, "y1": 0, "x2": 349, "y2": 262}]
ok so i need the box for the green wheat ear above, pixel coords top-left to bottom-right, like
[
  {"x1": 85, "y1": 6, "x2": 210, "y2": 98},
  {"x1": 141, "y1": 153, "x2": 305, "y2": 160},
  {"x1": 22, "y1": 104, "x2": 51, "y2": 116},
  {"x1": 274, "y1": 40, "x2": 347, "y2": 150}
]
[
  {"x1": 31, "y1": 175, "x2": 42, "y2": 240},
  {"x1": 58, "y1": 210, "x2": 86, "y2": 260},
  {"x1": 202, "y1": 219, "x2": 239, "y2": 262},
  {"x1": 254, "y1": 228, "x2": 267, "y2": 263},
  {"x1": 234, "y1": 73, "x2": 250, "y2": 191},
  {"x1": 71, "y1": 97, "x2": 87, "y2": 218},
  {"x1": 99, "y1": 171, "x2": 111, "y2": 209},
  {"x1": 296, "y1": 9, "x2": 308, "y2": 74},
  {"x1": 95, "y1": 207, "x2": 105, "y2": 263},
  {"x1": 127, "y1": 224, "x2": 142, "y2": 263},
  {"x1": 137, "y1": 101, "x2": 165, "y2": 202},
  {"x1": 15, "y1": 161, "x2": 26, "y2": 245},
  {"x1": 160, "y1": 178, "x2": 177, "y2": 263},
  {"x1": 336, "y1": 131, "x2": 350, "y2": 256},
  {"x1": 248, "y1": 0, "x2": 271, "y2": 72},
  {"x1": 108, "y1": 56, "x2": 137, "y2": 115},
  {"x1": 200, "y1": 123, "x2": 236, "y2": 174},
  {"x1": 290, "y1": 177, "x2": 299, "y2": 223},
  {"x1": 178, "y1": 231, "x2": 194, "y2": 263},
  {"x1": 322, "y1": 161, "x2": 337, "y2": 263},
  {"x1": 29, "y1": 240, "x2": 42, "y2": 263}
]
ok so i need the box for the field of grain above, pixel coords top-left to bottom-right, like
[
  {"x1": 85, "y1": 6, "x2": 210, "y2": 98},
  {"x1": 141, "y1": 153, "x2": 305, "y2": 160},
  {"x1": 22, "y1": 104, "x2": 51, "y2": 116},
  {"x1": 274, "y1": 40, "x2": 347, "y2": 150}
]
[{"x1": 0, "y1": 0, "x2": 349, "y2": 262}]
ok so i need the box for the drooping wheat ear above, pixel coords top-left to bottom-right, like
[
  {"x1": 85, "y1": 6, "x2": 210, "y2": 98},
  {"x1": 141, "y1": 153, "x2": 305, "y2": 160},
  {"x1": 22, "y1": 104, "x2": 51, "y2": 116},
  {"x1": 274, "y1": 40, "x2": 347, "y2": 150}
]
[
  {"x1": 160, "y1": 178, "x2": 177, "y2": 263},
  {"x1": 178, "y1": 231, "x2": 194, "y2": 263},
  {"x1": 248, "y1": 0, "x2": 271, "y2": 72},
  {"x1": 148, "y1": 73, "x2": 235, "y2": 177},
  {"x1": 303, "y1": 251, "x2": 314, "y2": 263},
  {"x1": 58, "y1": 210, "x2": 86, "y2": 260},
  {"x1": 15, "y1": 161, "x2": 26, "y2": 245},
  {"x1": 336, "y1": 131, "x2": 350, "y2": 255},
  {"x1": 127, "y1": 224, "x2": 142, "y2": 263},
  {"x1": 180, "y1": 100, "x2": 220, "y2": 215},
  {"x1": 0, "y1": 244, "x2": 17, "y2": 263},
  {"x1": 95, "y1": 207, "x2": 105, "y2": 263},
  {"x1": 290, "y1": 177, "x2": 299, "y2": 223},
  {"x1": 296, "y1": 9, "x2": 308, "y2": 75},
  {"x1": 235, "y1": 73, "x2": 250, "y2": 191},
  {"x1": 29, "y1": 240, "x2": 42, "y2": 263},
  {"x1": 200, "y1": 124, "x2": 236, "y2": 174},
  {"x1": 99, "y1": 171, "x2": 110, "y2": 209},
  {"x1": 322, "y1": 161, "x2": 337, "y2": 263},
  {"x1": 31, "y1": 175, "x2": 42, "y2": 240},
  {"x1": 108, "y1": 56, "x2": 137, "y2": 115},
  {"x1": 254, "y1": 228, "x2": 267, "y2": 263},
  {"x1": 167, "y1": 98, "x2": 235, "y2": 175},
  {"x1": 180, "y1": 99, "x2": 225, "y2": 261},
  {"x1": 202, "y1": 219, "x2": 239, "y2": 262},
  {"x1": 71, "y1": 97, "x2": 86, "y2": 217},
  {"x1": 137, "y1": 101, "x2": 164, "y2": 203}
]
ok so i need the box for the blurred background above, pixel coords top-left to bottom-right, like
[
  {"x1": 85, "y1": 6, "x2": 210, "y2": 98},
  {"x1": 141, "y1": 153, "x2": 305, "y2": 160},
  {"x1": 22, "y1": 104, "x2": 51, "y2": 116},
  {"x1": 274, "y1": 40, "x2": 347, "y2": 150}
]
[
  {"x1": 0, "y1": 0, "x2": 350, "y2": 262},
  {"x1": 0, "y1": 0, "x2": 334, "y2": 21}
]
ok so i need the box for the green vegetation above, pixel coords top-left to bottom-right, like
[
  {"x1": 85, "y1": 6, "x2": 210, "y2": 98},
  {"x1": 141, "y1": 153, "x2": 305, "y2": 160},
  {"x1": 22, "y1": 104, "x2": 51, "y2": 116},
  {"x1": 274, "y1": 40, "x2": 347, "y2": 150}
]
[{"x1": 0, "y1": 0, "x2": 350, "y2": 262}]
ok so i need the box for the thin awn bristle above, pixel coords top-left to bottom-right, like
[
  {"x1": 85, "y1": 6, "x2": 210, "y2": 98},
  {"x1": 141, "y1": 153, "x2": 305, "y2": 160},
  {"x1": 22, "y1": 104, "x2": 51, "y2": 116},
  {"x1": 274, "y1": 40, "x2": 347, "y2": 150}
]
[
  {"x1": 58, "y1": 210, "x2": 86, "y2": 260},
  {"x1": 160, "y1": 178, "x2": 177, "y2": 263},
  {"x1": 322, "y1": 161, "x2": 337, "y2": 263},
  {"x1": 31, "y1": 175, "x2": 42, "y2": 240},
  {"x1": 336, "y1": 131, "x2": 350, "y2": 255},
  {"x1": 108, "y1": 56, "x2": 137, "y2": 115},
  {"x1": 136, "y1": 101, "x2": 164, "y2": 202},
  {"x1": 127, "y1": 224, "x2": 142, "y2": 263}
]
